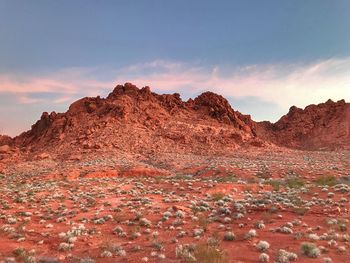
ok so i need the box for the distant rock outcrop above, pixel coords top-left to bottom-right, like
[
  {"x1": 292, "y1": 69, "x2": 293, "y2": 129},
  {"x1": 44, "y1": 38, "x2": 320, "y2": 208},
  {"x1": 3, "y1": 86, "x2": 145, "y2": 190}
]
[{"x1": 256, "y1": 99, "x2": 350, "y2": 150}]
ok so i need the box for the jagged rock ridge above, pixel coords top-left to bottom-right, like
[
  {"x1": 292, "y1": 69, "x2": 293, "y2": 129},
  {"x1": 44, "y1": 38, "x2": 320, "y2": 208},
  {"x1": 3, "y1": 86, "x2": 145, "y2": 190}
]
[
  {"x1": 1, "y1": 83, "x2": 349, "y2": 158},
  {"x1": 13, "y1": 83, "x2": 262, "y2": 157},
  {"x1": 257, "y1": 99, "x2": 350, "y2": 150}
]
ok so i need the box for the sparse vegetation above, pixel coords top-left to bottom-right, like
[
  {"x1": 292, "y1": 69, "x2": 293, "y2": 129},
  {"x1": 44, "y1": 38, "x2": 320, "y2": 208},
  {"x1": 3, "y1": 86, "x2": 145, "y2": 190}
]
[
  {"x1": 0, "y1": 147, "x2": 349, "y2": 262},
  {"x1": 211, "y1": 192, "x2": 225, "y2": 201},
  {"x1": 223, "y1": 231, "x2": 235, "y2": 241},
  {"x1": 286, "y1": 177, "x2": 304, "y2": 189},
  {"x1": 314, "y1": 175, "x2": 338, "y2": 186},
  {"x1": 178, "y1": 243, "x2": 229, "y2": 263},
  {"x1": 301, "y1": 242, "x2": 321, "y2": 258},
  {"x1": 266, "y1": 180, "x2": 281, "y2": 191}
]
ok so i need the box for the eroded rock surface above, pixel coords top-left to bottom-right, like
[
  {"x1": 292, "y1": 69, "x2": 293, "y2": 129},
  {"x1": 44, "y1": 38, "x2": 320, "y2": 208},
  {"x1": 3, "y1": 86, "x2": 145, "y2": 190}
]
[{"x1": 257, "y1": 99, "x2": 350, "y2": 150}]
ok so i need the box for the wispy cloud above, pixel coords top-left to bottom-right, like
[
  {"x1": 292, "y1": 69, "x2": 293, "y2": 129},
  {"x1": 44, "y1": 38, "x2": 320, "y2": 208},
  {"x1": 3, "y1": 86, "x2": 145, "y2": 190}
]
[
  {"x1": 0, "y1": 58, "x2": 349, "y2": 135},
  {"x1": 114, "y1": 58, "x2": 350, "y2": 111},
  {"x1": 0, "y1": 67, "x2": 114, "y2": 104}
]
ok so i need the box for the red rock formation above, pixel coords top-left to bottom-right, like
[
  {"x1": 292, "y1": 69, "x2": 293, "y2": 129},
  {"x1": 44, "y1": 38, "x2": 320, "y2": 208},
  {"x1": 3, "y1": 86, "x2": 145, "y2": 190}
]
[
  {"x1": 14, "y1": 83, "x2": 260, "y2": 158},
  {"x1": 0, "y1": 135, "x2": 12, "y2": 146},
  {"x1": 257, "y1": 99, "x2": 350, "y2": 150},
  {"x1": 11, "y1": 83, "x2": 349, "y2": 155}
]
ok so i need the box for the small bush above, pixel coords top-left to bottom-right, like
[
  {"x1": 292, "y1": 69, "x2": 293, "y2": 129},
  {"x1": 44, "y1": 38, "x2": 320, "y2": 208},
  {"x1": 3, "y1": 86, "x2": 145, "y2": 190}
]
[
  {"x1": 314, "y1": 175, "x2": 337, "y2": 186},
  {"x1": 256, "y1": 240, "x2": 270, "y2": 252},
  {"x1": 223, "y1": 231, "x2": 235, "y2": 241},
  {"x1": 193, "y1": 243, "x2": 229, "y2": 263},
  {"x1": 211, "y1": 192, "x2": 225, "y2": 201},
  {"x1": 176, "y1": 243, "x2": 228, "y2": 263},
  {"x1": 276, "y1": 249, "x2": 298, "y2": 263},
  {"x1": 245, "y1": 229, "x2": 257, "y2": 240},
  {"x1": 266, "y1": 180, "x2": 281, "y2": 191},
  {"x1": 286, "y1": 178, "x2": 304, "y2": 189},
  {"x1": 259, "y1": 253, "x2": 270, "y2": 262},
  {"x1": 198, "y1": 215, "x2": 209, "y2": 232},
  {"x1": 293, "y1": 207, "x2": 308, "y2": 216},
  {"x1": 207, "y1": 232, "x2": 221, "y2": 247},
  {"x1": 301, "y1": 242, "x2": 321, "y2": 258}
]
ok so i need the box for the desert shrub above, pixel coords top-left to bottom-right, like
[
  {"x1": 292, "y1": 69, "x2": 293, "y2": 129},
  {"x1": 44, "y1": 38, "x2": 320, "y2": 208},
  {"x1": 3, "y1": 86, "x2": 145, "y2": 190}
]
[
  {"x1": 223, "y1": 231, "x2": 235, "y2": 241},
  {"x1": 198, "y1": 215, "x2": 209, "y2": 232},
  {"x1": 255, "y1": 166, "x2": 271, "y2": 179},
  {"x1": 176, "y1": 243, "x2": 228, "y2": 263},
  {"x1": 259, "y1": 253, "x2": 270, "y2": 262},
  {"x1": 211, "y1": 192, "x2": 225, "y2": 201},
  {"x1": 314, "y1": 175, "x2": 337, "y2": 186},
  {"x1": 339, "y1": 223, "x2": 347, "y2": 232},
  {"x1": 261, "y1": 211, "x2": 274, "y2": 224},
  {"x1": 100, "y1": 251, "x2": 112, "y2": 258},
  {"x1": 193, "y1": 243, "x2": 229, "y2": 263},
  {"x1": 256, "y1": 240, "x2": 270, "y2": 252},
  {"x1": 12, "y1": 247, "x2": 36, "y2": 263},
  {"x1": 292, "y1": 207, "x2": 308, "y2": 216},
  {"x1": 286, "y1": 178, "x2": 304, "y2": 189},
  {"x1": 245, "y1": 229, "x2": 257, "y2": 240},
  {"x1": 152, "y1": 239, "x2": 164, "y2": 251},
  {"x1": 301, "y1": 242, "x2": 321, "y2": 258},
  {"x1": 207, "y1": 231, "x2": 221, "y2": 247},
  {"x1": 100, "y1": 239, "x2": 124, "y2": 255},
  {"x1": 255, "y1": 221, "x2": 265, "y2": 229},
  {"x1": 266, "y1": 180, "x2": 281, "y2": 191},
  {"x1": 276, "y1": 249, "x2": 298, "y2": 263},
  {"x1": 139, "y1": 217, "x2": 151, "y2": 227},
  {"x1": 172, "y1": 174, "x2": 193, "y2": 180},
  {"x1": 214, "y1": 175, "x2": 236, "y2": 183},
  {"x1": 176, "y1": 244, "x2": 196, "y2": 262},
  {"x1": 13, "y1": 248, "x2": 26, "y2": 257}
]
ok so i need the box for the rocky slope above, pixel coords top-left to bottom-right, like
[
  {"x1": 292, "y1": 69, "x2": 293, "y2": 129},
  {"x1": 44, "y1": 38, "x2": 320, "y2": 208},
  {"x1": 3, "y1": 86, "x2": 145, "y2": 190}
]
[
  {"x1": 0, "y1": 135, "x2": 12, "y2": 146},
  {"x1": 12, "y1": 83, "x2": 263, "y2": 158},
  {"x1": 257, "y1": 99, "x2": 350, "y2": 150}
]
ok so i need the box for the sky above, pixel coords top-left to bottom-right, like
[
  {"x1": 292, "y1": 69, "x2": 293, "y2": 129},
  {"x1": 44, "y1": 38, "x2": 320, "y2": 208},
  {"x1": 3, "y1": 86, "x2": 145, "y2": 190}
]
[{"x1": 0, "y1": 0, "x2": 350, "y2": 136}]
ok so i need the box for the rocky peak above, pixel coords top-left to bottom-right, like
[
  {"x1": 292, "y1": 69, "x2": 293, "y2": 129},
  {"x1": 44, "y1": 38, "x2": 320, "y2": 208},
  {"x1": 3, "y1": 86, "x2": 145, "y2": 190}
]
[
  {"x1": 192, "y1": 91, "x2": 256, "y2": 134},
  {"x1": 193, "y1": 92, "x2": 237, "y2": 123},
  {"x1": 106, "y1": 83, "x2": 154, "y2": 101},
  {"x1": 257, "y1": 99, "x2": 350, "y2": 150}
]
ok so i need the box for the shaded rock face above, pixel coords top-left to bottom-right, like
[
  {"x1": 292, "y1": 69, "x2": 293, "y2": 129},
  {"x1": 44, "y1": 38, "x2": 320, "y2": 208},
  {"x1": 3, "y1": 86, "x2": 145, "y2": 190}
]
[
  {"x1": 14, "y1": 83, "x2": 259, "y2": 157},
  {"x1": 256, "y1": 99, "x2": 350, "y2": 150},
  {"x1": 192, "y1": 92, "x2": 256, "y2": 134}
]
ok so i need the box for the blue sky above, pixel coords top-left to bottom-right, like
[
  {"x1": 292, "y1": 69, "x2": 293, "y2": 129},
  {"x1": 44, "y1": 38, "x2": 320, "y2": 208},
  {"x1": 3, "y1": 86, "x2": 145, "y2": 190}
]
[{"x1": 0, "y1": 0, "x2": 350, "y2": 135}]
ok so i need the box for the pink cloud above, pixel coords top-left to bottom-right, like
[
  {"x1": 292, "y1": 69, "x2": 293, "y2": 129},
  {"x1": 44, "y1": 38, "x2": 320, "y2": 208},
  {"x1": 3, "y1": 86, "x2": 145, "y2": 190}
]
[
  {"x1": 0, "y1": 57, "x2": 349, "y2": 136},
  {"x1": 114, "y1": 58, "x2": 350, "y2": 111}
]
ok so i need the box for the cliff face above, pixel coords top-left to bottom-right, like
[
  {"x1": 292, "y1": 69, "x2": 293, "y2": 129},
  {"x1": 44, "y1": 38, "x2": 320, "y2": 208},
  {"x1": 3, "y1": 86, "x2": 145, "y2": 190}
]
[{"x1": 256, "y1": 99, "x2": 350, "y2": 150}]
